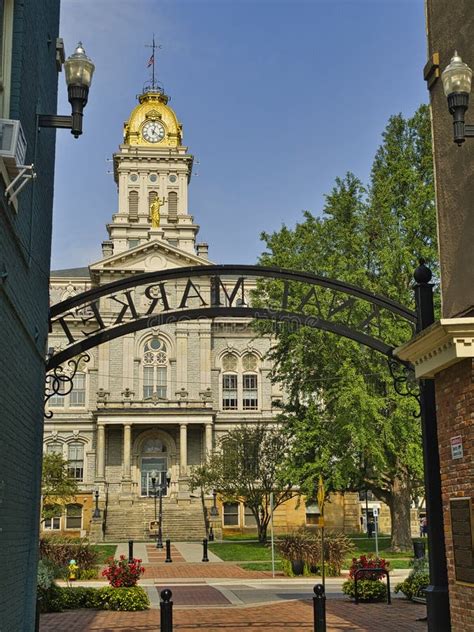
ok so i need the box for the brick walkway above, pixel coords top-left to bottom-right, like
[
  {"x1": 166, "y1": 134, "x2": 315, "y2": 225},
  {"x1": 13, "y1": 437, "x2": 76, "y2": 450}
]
[
  {"x1": 146, "y1": 544, "x2": 186, "y2": 563},
  {"x1": 143, "y1": 563, "x2": 269, "y2": 579},
  {"x1": 40, "y1": 598, "x2": 427, "y2": 631}
]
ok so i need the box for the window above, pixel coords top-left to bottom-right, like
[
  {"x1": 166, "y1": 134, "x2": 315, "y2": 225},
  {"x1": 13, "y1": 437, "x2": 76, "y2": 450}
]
[
  {"x1": 221, "y1": 353, "x2": 260, "y2": 411},
  {"x1": 44, "y1": 517, "x2": 61, "y2": 530},
  {"x1": 223, "y1": 502, "x2": 239, "y2": 526},
  {"x1": 67, "y1": 443, "x2": 84, "y2": 480},
  {"x1": 65, "y1": 504, "x2": 82, "y2": 529},
  {"x1": 143, "y1": 337, "x2": 168, "y2": 399},
  {"x1": 0, "y1": 1, "x2": 13, "y2": 118},
  {"x1": 305, "y1": 502, "x2": 320, "y2": 526},
  {"x1": 128, "y1": 238, "x2": 140, "y2": 249},
  {"x1": 222, "y1": 374, "x2": 238, "y2": 410},
  {"x1": 70, "y1": 373, "x2": 85, "y2": 407},
  {"x1": 243, "y1": 374, "x2": 258, "y2": 410},
  {"x1": 48, "y1": 380, "x2": 65, "y2": 407},
  {"x1": 46, "y1": 442, "x2": 63, "y2": 455},
  {"x1": 148, "y1": 190, "x2": 157, "y2": 209},
  {"x1": 168, "y1": 191, "x2": 178, "y2": 222},
  {"x1": 244, "y1": 504, "x2": 257, "y2": 527},
  {"x1": 129, "y1": 190, "x2": 138, "y2": 221}
]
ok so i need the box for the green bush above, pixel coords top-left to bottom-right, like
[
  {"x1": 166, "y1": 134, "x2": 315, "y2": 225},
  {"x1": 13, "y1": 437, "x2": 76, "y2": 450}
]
[
  {"x1": 77, "y1": 568, "x2": 98, "y2": 580},
  {"x1": 395, "y1": 571, "x2": 430, "y2": 600},
  {"x1": 60, "y1": 587, "x2": 98, "y2": 610},
  {"x1": 342, "y1": 579, "x2": 387, "y2": 602},
  {"x1": 94, "y1": 586, "x2": 150, "y2": 611},
  {"x1": 40, "y1": 537, "x2": 98, "y2": 570},
  {"x1": 37, "y1": 560, "x2": 63, "y2": 613}
]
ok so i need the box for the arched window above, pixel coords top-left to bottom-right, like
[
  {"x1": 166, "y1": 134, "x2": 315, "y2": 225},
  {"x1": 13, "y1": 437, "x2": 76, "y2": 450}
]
[
  {"x1": 67, "y1": 443, "x2": 84, "y2": 480},
  {"x1": 65, "y1": 504, "x2": 82, "y2": 529},
  {"x1": 242, "y1": 354, "x2": 258, "y2": 410},
  {"x1": 168, "y1": 191, "x2": 178, "y2": 222},
  {"x1": 222, "y1": 354, "x2": 238, "y2": 410},
  {"x1": 148, "y1": 190, "x2": 158, "y2": 207},
  {"x1": 129, "y1": 190, "x2": 139, "y2": 221},
  {"x1": 143, "y1": 337, "x2": 168, "y2": 399},
  {"x1": 46, "y1": 442, "x2": 63, "y2": 456}
]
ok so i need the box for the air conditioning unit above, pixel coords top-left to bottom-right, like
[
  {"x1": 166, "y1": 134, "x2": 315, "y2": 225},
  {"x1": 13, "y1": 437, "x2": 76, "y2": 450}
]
[{"x1": 0, "y1": 119, "x2": 27, "y2": 177}]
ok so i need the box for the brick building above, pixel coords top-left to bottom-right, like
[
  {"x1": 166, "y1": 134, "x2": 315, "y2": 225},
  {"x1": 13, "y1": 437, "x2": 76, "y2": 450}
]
[{"x1": 0, "y1": 1, "x2": 61, "y2": 629}]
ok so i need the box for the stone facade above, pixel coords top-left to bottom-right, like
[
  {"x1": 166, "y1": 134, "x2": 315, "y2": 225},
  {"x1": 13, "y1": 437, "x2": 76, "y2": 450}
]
[
  {"x1": 0, "y1": 1, "x2": 61, "y2": 628},
  {"x1": 44, "y1": 84, "x2": 377, "y2": 542}
]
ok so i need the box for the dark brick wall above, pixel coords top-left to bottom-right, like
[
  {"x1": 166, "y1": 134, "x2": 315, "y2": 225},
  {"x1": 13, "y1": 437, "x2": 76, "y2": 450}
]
[
  {"x1": 0, "y1": 1, "x2": 60, "y2": 629},
  {"x1": 436, "y1": 359, "x2": 474, "y2": 632}
]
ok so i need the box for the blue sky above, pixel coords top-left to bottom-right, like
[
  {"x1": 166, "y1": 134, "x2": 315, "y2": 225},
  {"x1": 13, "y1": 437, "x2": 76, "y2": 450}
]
[{"x1": 51, "y1": 0, "x2": 428, "y2": 270}]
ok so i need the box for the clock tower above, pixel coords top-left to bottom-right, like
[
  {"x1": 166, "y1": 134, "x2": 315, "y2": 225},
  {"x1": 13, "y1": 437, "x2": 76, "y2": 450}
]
[{"x1": 104, "y1": 87, "x2": 202, "y2": 257}]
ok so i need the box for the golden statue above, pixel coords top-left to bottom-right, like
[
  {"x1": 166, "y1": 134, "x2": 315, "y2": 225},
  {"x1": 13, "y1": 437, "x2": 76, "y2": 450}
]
[{"x1": 149, "y1": 196, "x2": 165, "y2": 228}]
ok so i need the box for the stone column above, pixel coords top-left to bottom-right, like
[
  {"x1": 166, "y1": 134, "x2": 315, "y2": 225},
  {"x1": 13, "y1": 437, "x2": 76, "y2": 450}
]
[
  {"x1": 180, "y1": 423, "x2": 188, "y2": 475},
  {"x1": 123, "y1": 424, "x2": 131, "y2": 480},
  {"x1": 205, "y1": 423, "x2": 213, "y2": 457},
  {"x1": 96, "y1": 424, "x2": 105, "y2": 480}
]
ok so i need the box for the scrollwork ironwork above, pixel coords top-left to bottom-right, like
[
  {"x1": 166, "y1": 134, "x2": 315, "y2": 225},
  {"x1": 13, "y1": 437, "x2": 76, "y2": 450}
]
[
  {"x1": 387, "y1": 357, "x2": 420, "y2": 417},
  {"x1": 44, "y1": 352, "x2": 90, "y2": 418}
]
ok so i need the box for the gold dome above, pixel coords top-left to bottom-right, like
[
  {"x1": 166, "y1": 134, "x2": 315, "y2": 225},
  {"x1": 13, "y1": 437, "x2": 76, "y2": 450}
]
[{"x1": 123, "y1": 90, "x2": 183, "y2": 147}]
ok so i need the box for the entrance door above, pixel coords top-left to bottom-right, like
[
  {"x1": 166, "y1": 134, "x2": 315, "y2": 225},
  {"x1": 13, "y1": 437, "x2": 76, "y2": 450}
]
[{"x1": 141, "y1": 456, "x2": 167, "y2": 496}]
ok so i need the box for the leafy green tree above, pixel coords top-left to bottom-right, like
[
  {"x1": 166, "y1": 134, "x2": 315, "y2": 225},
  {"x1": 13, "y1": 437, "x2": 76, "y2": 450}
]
[
  {"x1": 257, "y1": 105, "x2": 435, "y2": 551},
  {"x1": 189, "y1": 424, "x2": 294, "y2": 542},
  {"x1": 41, "y1": 453, "x2": 79, "y2": 521}
]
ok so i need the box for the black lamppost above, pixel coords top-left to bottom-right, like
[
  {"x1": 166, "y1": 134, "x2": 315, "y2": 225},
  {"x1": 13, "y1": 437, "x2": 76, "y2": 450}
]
[
  {"x1": 92, "y1": 489, "x2": 101, "y2": 519},
  {"x1": 151, "y1": 469, "x2": 171, "y2": 549},
  {"x1": 38, "y1": 42, "x2": 95, "y2": 138},
  {"x1": 441, "y1": 51, "x2": 474, "y2": 145}
]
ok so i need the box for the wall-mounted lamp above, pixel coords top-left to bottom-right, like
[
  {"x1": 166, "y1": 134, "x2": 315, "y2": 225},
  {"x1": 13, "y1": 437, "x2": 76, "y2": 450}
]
[
  {"x1": 38, "y1": 42, "x2": 95, "y2": 138},
  {"x1": 442, "y1": 51, "x2": 474, "y2": 145}
]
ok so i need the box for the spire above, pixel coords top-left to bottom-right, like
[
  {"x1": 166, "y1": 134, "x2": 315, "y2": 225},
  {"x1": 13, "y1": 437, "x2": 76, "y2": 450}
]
[{"x1": 144, "y1": 34, "x2": 163, "y2": 94}]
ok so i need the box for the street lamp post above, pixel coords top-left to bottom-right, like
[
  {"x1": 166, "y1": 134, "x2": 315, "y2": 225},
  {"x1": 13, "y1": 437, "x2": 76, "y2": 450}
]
[
  {"x1": 150, "y1": 470, "x2": 159, "y2": 548},
  {"x1": 152, "y1": 469, "x2": 171, "y2": 549},
  {"x1": 92, "y1": 489, "x2": 101, "y2": 519},
  {"x1": 210, "y1": 490, "x2": 218, "y2": 516},
  {"x1": 441, "y1": 51, "x2": 474, "y2": 145}
]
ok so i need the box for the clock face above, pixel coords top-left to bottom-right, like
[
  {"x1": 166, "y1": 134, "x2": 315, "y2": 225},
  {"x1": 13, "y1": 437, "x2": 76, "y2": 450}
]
[{"x1": 142, "y1": 121, "x2": 165, "y2": 143}]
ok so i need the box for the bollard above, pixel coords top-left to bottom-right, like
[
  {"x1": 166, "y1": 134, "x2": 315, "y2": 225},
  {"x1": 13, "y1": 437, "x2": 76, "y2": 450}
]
[
  {"x1": 128, "y1": 539, "x2": 134, "y2": 563},
  {"x1": 313, "y1": 583, "x2": 326, "y2": 632},
  {"x1": 202, "y1": 538, "x2": 209, "y2": 562},
  {"x1": 160, "y1": 588, "x2": 173, "y2": 632},
  {"x1": 165, "y1": 538, "x2": 172, "y2": 563}
]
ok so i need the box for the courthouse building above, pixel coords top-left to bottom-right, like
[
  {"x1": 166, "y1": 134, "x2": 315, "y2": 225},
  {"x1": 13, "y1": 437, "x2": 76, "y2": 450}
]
[{"x1": 44, "y1": 81, "x2": 361, "y2": 540}]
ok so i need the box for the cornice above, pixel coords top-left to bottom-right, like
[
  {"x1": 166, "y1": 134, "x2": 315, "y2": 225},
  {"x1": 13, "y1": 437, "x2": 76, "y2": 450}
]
[{"x1": 394, "y1": 318, "x2": 474, "y2": 378}]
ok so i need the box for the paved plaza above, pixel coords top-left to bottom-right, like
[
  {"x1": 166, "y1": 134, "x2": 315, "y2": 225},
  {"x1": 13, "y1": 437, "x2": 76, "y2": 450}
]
[
  {"x1": 40, "y1": 598, "x2": 427, "y2": 631},
  {"x1": 43, "y1": 541, "x2": 426, "y2": 631}
]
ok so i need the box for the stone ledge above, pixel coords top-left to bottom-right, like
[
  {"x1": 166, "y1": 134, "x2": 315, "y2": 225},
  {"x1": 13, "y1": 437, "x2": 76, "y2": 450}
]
[{"x1": 395, "y1": 318, "x2": 474, "y2": 378}]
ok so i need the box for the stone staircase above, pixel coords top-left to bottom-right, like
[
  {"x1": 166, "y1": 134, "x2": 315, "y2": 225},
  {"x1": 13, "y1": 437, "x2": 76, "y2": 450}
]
[{"x1": 103, "y1": 496, "x2": 207, "y2": 542}]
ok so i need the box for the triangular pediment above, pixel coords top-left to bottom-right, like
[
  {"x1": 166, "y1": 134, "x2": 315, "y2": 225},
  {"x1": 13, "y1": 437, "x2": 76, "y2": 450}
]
[{"x1": 89, "y1": 238, "x2": 212, "y2": 281}]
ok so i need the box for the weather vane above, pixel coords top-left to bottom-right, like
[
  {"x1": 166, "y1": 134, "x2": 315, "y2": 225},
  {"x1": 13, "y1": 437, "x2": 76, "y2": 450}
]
[{"x1": 145, "y1": 34, "x2": 162, "y2": 91}]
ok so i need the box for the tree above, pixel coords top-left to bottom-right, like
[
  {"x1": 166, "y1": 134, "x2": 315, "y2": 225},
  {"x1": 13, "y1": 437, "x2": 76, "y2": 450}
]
[
  {"x1": 189, "y1": 424, "x2": 294, "y2": 542},
  {"x1": 257, "y1": 105, "x2": 435, "y2": 551},
  {"x1": 41, "y1": 453, "x2": 79, "y2": 521}
]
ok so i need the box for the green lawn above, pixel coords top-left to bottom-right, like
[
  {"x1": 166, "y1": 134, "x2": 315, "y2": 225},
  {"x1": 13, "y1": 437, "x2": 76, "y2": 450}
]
[
  {"x1": 92, "y1": 544, "x2": 117, "y2": 564},
  {"x1": 208, "y1": 541, "x2": 280, "y2": 562},
  {"x1": 238, "y1": 561, "x2": 284, "y2": 572},
  {"x1": 211, "y1": 533, "x2": 417, "y2": 570}
]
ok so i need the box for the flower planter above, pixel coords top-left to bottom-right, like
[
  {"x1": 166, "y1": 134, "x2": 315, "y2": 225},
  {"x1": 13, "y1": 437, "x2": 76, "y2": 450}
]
[{"x1": 291, "y1": 559, "x2": 305, "y2": 576}]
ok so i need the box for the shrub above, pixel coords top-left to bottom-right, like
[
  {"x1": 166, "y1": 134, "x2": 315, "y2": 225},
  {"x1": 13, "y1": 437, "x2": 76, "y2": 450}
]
[
  {"x1": 102, "y1": 556, "x2": 145, "y2": 587},
  {"x1": 94, "y1": 586, "x2": 150, "y2": 611},
  {"x1": 60, "y1": 587, "x2": 98, "y2": 610},
  {"x1": 342, "y1": 578, "x2": 387, "y2": 602},
  {"x1": 77, "y1": 568, "x2": 98, "y2": 580},
  {"x1": 348, "y1": 554, "x2": 390, "y2": 580},
  {"x1": 37, "y1": 560, "x2": 64, "y2": 613},
  {"x1": 276, "y1": 530, "x2": 311, "y2": 562},
  {"x1": 39, "y1": 538, "x2": 98, "y2": 571},
  {"x1": 395, "y1": 570, "x2": 430, "y2": 600}
]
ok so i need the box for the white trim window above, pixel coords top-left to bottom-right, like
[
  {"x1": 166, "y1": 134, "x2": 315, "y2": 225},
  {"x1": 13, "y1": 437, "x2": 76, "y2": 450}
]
[
  {"x1": 46, "y1": 442, "x2": 63, "y2": 455},
  {"x1": 244, "y1": 504, "x2": 257, "y2": 527},
  {"x1": 48, "y1": 380, "x2": 65, "y2": 408},
  {"x1": 242, "y1": 373, "x2": 258, "y2": 410},
  {"x1": 65, "y1": 503, "x2": 82, "y2": 530},
  {"x1": 223, "y1": 502, "x2": 239, "y2": 526},
  {"x1": 222, "y1": 373, "x2": 238, "y2": 410},
  {"x1": 70, "y1": 373, "x2": 86, "y2": 407},
  {"x1": 0, "y1": 0, "x2": 14, "y2": 118},
  {"x1": 43, "y1": 516, "x2": 61, "y2": 530},
  {"x1": 143, "y1": 337, "x2": 168, "y2": 399},
  {"x1": 67, "y1": 443, "x2": 84, "y2": 481}
]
